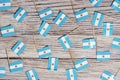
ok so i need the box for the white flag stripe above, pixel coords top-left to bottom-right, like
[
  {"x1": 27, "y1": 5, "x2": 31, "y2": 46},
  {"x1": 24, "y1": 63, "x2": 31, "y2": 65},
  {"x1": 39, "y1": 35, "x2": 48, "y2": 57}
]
[
  {"x1": 76, "y1": 12, "x2": 88, "y2": 18},
  {"x1": 1, "y1": 28, "x2": 14, "y2": 34},
  {"x1": 90, "y1": 42, "x2": 95, "y2": 48},
  {"x1": 97, "y1": 55, "x2": 110, "y2": 58},
  {"x1": 51, "y1": 58, "x2": 55, "y2": 70},
  {"x1": 83, "y1": 42, "x2": 95, "y2": 46},
  {"x1": 14, "y1": 42, "x2": 24, "y2": 53},
  {"x1": 40, "y1": 10, "x2": 52, "y2": 18},
  {"x1": 102, "y1": 73, "x2": 114, "y2": 80},
  {"x1": 56, "y1": 14, "x2": 65, "y2": 25},
  {"x1": 92, "y1": 0, "x2": 98, "y2": 5},
  {"x1": 113, "y1": 41, "x2": 119, "y2": 45},
  {"x1": 61, "y1": 37, "x2": 70, "y2": 49},
  {"x1": 69, "y1": 69, "x2": 74, "y2": 80},
  {"x1": 75, "y1": 61, "x2": 88, "y2": 68},
  {"x1": 39, "y1": 49, "x2": 51, "y2": 56},
  {"x1": 40, "y1": 23, "x2": 49, "y2": 35},
  {"x1": 106, "y1": 23, "x2": 110, "y2": 36},
  {"x1": 0, "y1": 3, "x2": 11, "y2": 7},
  {"x1": 0, "y1": 70, "x2": 5, "y2": 74},
  {"x1": 16, "y1": 9, "x2": 26, "y2": 21},
  {"x1": 113, "y1": 1, "x2": 120, "y2": 8},
  {"x1": 10, "y1": 64, "x2": 23, "y2": 69},
  {"x1": 29, "y1": 70, "x2": 36, "y2": 80},
  {"x1": 95, "y1": 13, "x2": 101, "y2": 26}
]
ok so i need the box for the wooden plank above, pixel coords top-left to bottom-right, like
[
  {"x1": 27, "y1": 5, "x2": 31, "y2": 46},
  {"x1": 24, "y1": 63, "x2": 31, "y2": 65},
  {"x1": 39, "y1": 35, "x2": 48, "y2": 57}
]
[{"x1": 0, "y1": 0, "x2": 120, "y2": 80}]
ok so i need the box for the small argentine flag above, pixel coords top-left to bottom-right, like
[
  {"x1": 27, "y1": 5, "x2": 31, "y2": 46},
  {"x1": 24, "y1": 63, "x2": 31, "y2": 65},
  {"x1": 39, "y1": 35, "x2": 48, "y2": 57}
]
[
  {"x1": 39, "y1": 7, "x2": 53, "y2": 20},
  {"x1": 37, "y1": 21, "x2": 51, "y2": 37},
  {"x1": 103, "y1": 22, "x2": 113, "y2": 36},
  {"x1": 92, "y1": 11, "x2": 104, "y2": 27},
  {"x1": 48, "y1": 57, "x2": 59, "y2": 71},
  {"x1": 74, "y1": 58, "x2": 89, "y2": 71},
  {"x1": 100, "y1": 71, "x2": 115, "y2": 80},
  {"x1": 66, "y1": 68, "x2": 78, "y2": 80},
  {"x1": 111, "y1": 0, "x2": 120, "y2": 12},
  {"x1": 53, "y1": 11, "x2": 68, "y2": 27},
  {"x1": 74, "y1": 8, "x2": 89, "y2": 22},
  {"x1": 0, "y1": 0, "x2": 11, "y2": 11},
  {"x1": 112, "y1": 37, "x2": 120, "y2": 49},
  {"x1": 82, "y1": 38, "x2": 96, "y2": 49},
  {"x1": 0, "y1": 24, "x2": 15, "y2": 37},
  {"x1": 26, "y1": 68, "x2": 40, "y2": 80},
  {"x1": 0, "y1": 67, "x2": 6, "y2": 77},
  {"x1": 13, "y1": 7, "x2": 28, "y2": 23},
  {"x1": 96, "y1": 51, "x2": 110, "y2": 62},
  {"x1": 12, "y1": 40, "x2": 26, "y2": 56},
  {"x1": 37, "y1": 45, "x2": 52, "y2": 59},
  {"x1": 89, "y1": 0, "x2": 103, "y2": 7},
  {"x1": 58, "y1": 35, "x2": 72, "y2": 50},
  {"x1": 9, "y1": 60, "x2": 24, "y2": 72}
]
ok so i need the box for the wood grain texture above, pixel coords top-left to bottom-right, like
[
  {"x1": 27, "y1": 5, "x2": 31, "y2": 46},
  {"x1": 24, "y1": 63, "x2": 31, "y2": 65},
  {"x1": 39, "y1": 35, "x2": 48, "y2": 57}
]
[{"x1": 0, "y1": 0, "x2": 120, "y2": 80}]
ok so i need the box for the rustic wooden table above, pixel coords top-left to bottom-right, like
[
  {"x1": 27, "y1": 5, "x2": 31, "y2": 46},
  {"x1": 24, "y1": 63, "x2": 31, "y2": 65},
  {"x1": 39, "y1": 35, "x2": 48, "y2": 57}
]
[{"x1": 0, "y1": 0, "x2": 120, "y2": 80}]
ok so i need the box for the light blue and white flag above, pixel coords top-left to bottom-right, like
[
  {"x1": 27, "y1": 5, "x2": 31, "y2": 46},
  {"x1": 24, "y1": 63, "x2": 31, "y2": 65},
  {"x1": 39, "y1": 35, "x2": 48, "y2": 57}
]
[
  {"x1": 13, "y1": 7, "x2": 28, "y2": 23},
  {"x1": 66, "y1": 68, "x2": 78, "y2": 80},
  {"x1": 53, "y1": 11, "x2": 68, "y2": 27},
  {"x1": 0, "y1": 67, "x2": 6, "y2": 77},
  {"x1": 89, "y1": 0, "x2": 103, "y2": 7},
  {"x1": 39, "y1": 7, "x2": 53, "y2": 20},
  {"x1": 0, "y1": 0, "x2": 11, "y2": 11},
  {"x1": 48, "y1": 57, "x2": 59, "y2": 71},
  {"x1": 92, "y1": 11, "x2": 104, "y2": 27},
  {"x1": 112, "y1": 37, "x2": 120, "y2": 49},
  {"x1": 97, "y1": 50, "x2": 110, "y2": 62},
  {"x1": 111, "y1": 0, "x2": 120, "y2": 12},
  {"x1": 26, "y1": 68, "x2": 40, "y2": 80},
  {"x1": 82, "y1": 38, "x2": 96, "y2": 49},
  {"x1": 74, "y1": 8, "x2": 89, "y2": 22},
  {"x1": 0, "y1": 24, "x2": 15, "y2": 37},
  {"x1": 37, "y1": 45, "x2": 52, "y2": 59},
  {"x1": 9, "y1": 60, "x2": 24, "y2": 72},
  {"x1": 74, "y1": 58, "x2": 89, "y2": 71},
  {"x1": 58, "y1": 35, "x2": 72, "y2": 50},
  {"x1": 11, "y1": 40, "x2": 26, "y2": 56},
  {"x1": 37, "y1": 21, "x2": 51, "y2": 37},
  {"x1": 100, "y1": 71, "x2": 115, "y2": 80},
  {"x1": 103, "y1": 22, "x2": 113, "y2": 36}
]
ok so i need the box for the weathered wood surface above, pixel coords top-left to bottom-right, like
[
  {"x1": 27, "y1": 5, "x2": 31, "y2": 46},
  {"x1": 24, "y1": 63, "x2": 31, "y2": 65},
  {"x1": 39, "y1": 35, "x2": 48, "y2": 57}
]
[{"x1": 0, "y1": 0, "x2": 120, "y2": 80}]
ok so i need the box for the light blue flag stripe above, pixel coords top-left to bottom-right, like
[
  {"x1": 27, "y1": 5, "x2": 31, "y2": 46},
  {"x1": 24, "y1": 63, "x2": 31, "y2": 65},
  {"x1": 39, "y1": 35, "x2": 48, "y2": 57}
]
[
  {"x1": 82, "y1": 38, "x2": 96, "y2": 49},
  {"x1": 39, "y1": 7, "x2": 53, "y2": 20},
  {"x1": 100, "y1": 71, "x2": 115, "y2": 80},
  {"x1": 97, "y1": 50, "x2": 110, "y2": 61},
  {"x1": 112, "y1": 37, "x2": 120, "y2": 49},
  {"x1": 74, "y1": 58, "x2": 89, "y2": 71},
  {"x1": 0, "y1": 67, "x2": 6, "y2": 77},
  {"x1": 13, "y1": 7, "x2": 28, "y2": 23},
  {"x1": 37, "y1": 45, "x2": 52, "y2": 59},
  {"x1": 66, "y1": 68, "x2": 78, "y2": 80},
  {"x1": 48, "y1": 57, "x2": 59, "y2": 71},
  {"x1": 92, "y1": 11, "x2": 104, "y2": 27},
  {"x1": 26, "y1": 68, "x2": 40, "y2": 80},
  {"x1": 37, "y1": 21, "x2": 51, "y2": 37},
  {"x1": 0, "y1": 24, "x2": 15, "y2": 37},
  {"x1": 74, "y1": 8, "x2": 89, "y2": 22},
  {"x1": 103, "y1": 22, "x2": 113, "y2": 36},
  {"x1": 9, "y1": 60, "x2": 24, "y2": 72},
  {"x1": 58, "y1": 35, "x2": 72, "y2": 50},
  {"x1": 53, "y1": 11, "x2": 68, "y2": 27},
  {"x1": 111, "y1": 0, "x2": 120, "y2": 12},
  {"x1": 11, "y1": 40, "x2": 26, "y2": 56},
  {"x1": 89, "y1": 0, "x2": 103, "y2": 7},
  {"x1": 0, "y1": 0, "x2": 11, "y2": 11}
]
